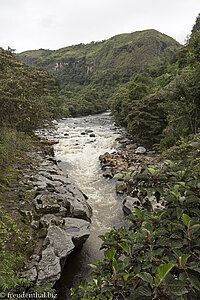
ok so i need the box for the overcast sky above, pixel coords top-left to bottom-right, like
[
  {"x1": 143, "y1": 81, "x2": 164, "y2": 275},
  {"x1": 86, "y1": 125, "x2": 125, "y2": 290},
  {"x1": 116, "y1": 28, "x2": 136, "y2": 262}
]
[{"x1": 1, "y1": 0, "x2": 200, "y2": 53}]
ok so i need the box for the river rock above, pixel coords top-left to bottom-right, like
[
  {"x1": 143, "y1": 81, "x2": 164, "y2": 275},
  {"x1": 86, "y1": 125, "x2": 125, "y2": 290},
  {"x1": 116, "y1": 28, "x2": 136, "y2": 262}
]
[
  {"x1": 89, "y1": 133, "x2": 95, "y2": 137},
  {"x1": 63, "y1": 217, "x2": 90, "y2": 248},
  {"x1": 85, "y1": 129, "x2": 93, "y2": 134},
  {"x1": 44, "y1": 225, "x2": 75, "y2": 259},
  {"x1": 37, "y1": 245, "x2": 61, "y2": 285},
  {"x1": 189, "y1": 141, "x2": 200, "y2": 148},
  {"x1": 19, "y1": 145, "x2": 93, "y2": 289},
  {"x1": 126, "y1": 144, "x2": 137, "y2": 151},
  {"x1": 135, "y1": 146, "x2": 147, "y2": 154},
  {"x1": 34, "y1": 194, "x2": 61, "y2": 214},
  {"x1": 123, "y1": 196, "x2": 141, "y2": 215}
]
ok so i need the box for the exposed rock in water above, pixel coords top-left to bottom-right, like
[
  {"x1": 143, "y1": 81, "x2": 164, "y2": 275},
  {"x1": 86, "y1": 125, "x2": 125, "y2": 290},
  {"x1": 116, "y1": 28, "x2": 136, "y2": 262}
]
[
  {"x1": 99, "y1": 149, "x2": 157, "y2": 178},
  {"x1": 135, "y1": 146, "x2": 147, "y2": 154},
  {"x1": 20, "y1": 142, "x2": 92, "y2": 288},
  {"x1": 89, "y1": 133, "x2": 95, "y2": 137}
]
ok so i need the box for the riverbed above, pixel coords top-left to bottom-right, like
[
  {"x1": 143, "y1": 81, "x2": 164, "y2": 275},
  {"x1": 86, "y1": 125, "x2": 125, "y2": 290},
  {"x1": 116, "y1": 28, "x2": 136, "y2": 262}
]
[{"x1": 51, "y1": 112, "x2": 129, "y2": 298}]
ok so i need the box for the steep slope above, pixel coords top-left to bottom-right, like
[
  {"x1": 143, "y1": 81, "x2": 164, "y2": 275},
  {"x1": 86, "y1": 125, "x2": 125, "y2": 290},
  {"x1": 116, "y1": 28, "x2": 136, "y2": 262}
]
[{"x1": 17, "y1": 29, "x2": 181, "y2": 96}]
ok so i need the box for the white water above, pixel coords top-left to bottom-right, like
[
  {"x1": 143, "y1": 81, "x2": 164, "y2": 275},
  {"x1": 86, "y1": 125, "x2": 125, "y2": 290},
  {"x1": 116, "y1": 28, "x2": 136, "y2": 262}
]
[{"x1": 52, "y1": 112, "x2": 128, "y2": 298}]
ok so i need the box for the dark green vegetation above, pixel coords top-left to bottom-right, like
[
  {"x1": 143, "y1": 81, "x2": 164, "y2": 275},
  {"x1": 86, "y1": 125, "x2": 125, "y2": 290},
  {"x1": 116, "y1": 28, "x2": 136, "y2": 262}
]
[
  {"x1": 0, "y1": 47, "x2": 64, "y2": 131},
  {"x1": 0, "y1": 129, "x2": 35, "y2": 291},
  {"x1": 71, "y1": 15, "x2": 200, "y2": 300},
  {"x1": 0, "y1": 48, "x2": 63, "y2": 293},
  {"x1": 17, "y1": 29, "x2": 180, "y2": 116},
  {"x1": 111, "y1": 16, "x2": 200, "y2": 148}
]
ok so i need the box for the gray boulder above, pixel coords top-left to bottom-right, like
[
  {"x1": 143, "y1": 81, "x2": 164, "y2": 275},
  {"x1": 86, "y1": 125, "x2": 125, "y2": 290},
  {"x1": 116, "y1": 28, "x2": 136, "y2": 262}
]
[
  {"x1": 37, "y1": 245, "x2": 61, "y2": 285},
  {"x1": 135, "y1": 146, "x2": 147, "y2": 154},
  {"x1": 44, "y1": 225, "x2": 75, "y2": 259},
  {"x1": 123, "y1": 196, "x2": 141, "y2": 215},
  {"x1": 63, "y1": 217, "x2": 90, "y2": 248}
]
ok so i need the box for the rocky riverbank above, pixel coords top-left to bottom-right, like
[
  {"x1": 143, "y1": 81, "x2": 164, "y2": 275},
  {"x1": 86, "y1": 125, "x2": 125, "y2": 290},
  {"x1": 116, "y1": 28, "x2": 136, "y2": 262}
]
[
  {"x1": 18, "y1": 139, "x2": 92, "y2": 289},
  {"x1": 99, "y1": 140, "x2": 165, "y2": 216},
  {"x1": 99, "y1": 142, "x2": 158, "y2": 179}
]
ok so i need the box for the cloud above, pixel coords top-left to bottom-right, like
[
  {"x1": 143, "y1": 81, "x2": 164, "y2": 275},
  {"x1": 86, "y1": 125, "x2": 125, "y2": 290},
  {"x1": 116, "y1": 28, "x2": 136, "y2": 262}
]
[{"x1": 0, "y1": 0, "x2": 200, "y2": 52}]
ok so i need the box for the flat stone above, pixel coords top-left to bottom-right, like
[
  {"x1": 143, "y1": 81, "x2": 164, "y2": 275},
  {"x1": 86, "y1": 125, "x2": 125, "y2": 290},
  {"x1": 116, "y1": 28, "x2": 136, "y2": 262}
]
[
  {"x1": 50, "y1": 174, "x2": 71, "y2": 185},
  {"x1": 63, "y1": 218, "x2": 90, "y2": 248},
  {"x1": 34, "y1": 194, "x2": 61, "y2": 214}
]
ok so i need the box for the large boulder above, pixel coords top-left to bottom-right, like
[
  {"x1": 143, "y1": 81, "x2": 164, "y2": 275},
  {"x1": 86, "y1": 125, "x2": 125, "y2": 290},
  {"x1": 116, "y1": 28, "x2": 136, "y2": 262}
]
[
  {"x1": 63, "y1": 217, "x2": 90, "y2": 248},
  {"x1": 36, "y1": 218, "x2": 90, "y2": 286},
  {"x1": 37, "y1": 245, "x2": 61, "y2": 285},
  {"x1": 43, "y1": 225, "x2": 75, "y2": 259}
]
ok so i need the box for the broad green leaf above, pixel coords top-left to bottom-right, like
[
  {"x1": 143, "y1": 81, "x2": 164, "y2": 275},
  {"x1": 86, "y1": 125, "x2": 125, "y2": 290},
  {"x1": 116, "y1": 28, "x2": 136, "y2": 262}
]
[
  {"x1": 171, "y1": 190, "x2": 180, "y2": 199},
  {"x1": 165, "y1": 273, "x2": 185, "y2": 287},
  {"x1": 147, "y1": 167, "x2": 157, "y2": 175},
  {"x1": 170, "y1": 286, "x2": 188, "y2": 296},
  {"x1": 178, "y1": 182, "x2": 186, "y2": 187},
  {"x1": 180, "y1": 254, "x2": 190, "y2": 265},
  {"x1": 136, "y1": 272, "x2": 153, "y2": 284},
  {"x1": 112, "y1": 258, "x2": 118, "y2": 271},
  {"x1": 136, "y1": 286, "x2": 152, "y2": 297},
  {"x1": 189, "y1": 274, "x2": 200, "y2": 291},
  {"x1": 107, "y1": 249, "x2": 116, "y2": 260},
  {"x1": 157, "y1": 263, "x2": 175, "y2": 281},
  {"x1": 134, "y1": 207, "x2": 142, "y2": 218},
  {"x1": 182, "y1": 214, "x2": 191, "y2": 227},
  {"x1": 123, "y1": 274, "x2": 129, "y2": 281},
  {"x1": 88, "y1": 264, "x2": 97, "y2": 269}
]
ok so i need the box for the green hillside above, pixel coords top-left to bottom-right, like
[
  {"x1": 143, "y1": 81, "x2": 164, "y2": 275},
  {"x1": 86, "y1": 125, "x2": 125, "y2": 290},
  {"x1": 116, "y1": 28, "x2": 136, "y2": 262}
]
[{"x1": 17, "y1": 29, "x2": 180, "y2": 115}]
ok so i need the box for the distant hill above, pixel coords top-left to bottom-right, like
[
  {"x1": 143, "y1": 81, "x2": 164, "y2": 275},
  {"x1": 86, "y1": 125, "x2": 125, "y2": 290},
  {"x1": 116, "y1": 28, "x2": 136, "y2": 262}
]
[{"x1": 17, "y1": 29, "x2": 180, "y2": 94}]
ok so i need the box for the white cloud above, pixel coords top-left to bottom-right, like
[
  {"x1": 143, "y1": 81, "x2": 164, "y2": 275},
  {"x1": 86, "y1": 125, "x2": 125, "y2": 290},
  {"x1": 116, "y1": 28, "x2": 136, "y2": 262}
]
[{"x1": 0, "y1": 0, "x2": 200, "y2": 52}]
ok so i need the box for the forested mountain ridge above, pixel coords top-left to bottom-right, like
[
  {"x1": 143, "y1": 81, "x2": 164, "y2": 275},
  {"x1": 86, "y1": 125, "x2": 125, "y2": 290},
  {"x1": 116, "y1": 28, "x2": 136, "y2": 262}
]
[
  {"x1": 17, "y1": 30, "x2": 180, "y2": 115},
  {"x1": 18, "y1": 29, "x2": 180, "y2": 73}
]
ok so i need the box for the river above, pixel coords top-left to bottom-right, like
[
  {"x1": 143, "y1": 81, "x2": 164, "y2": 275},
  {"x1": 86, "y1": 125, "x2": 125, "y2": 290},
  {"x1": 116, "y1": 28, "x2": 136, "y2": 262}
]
[{"x1": 51, "y1": 112, "x2": 129, "y2": 299}]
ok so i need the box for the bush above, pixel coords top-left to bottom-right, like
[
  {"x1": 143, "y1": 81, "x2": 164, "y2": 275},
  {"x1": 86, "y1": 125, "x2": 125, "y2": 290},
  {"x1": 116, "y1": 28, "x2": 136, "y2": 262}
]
[{"x1": 71, "y1": 140, "x2": 200, "y2": 299}]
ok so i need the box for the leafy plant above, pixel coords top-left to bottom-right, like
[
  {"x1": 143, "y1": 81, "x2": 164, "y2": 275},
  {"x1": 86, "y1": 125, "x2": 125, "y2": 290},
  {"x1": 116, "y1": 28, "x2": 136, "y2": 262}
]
[{"x1": 71, "y1": 138, "x2": 200, "y2": 299}]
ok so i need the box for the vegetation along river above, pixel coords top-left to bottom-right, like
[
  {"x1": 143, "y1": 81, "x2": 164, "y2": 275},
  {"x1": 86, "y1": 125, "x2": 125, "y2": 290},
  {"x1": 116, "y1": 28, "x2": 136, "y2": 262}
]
[{"x1": 51, "y1": 112, "x2": 129, "y2": 299}]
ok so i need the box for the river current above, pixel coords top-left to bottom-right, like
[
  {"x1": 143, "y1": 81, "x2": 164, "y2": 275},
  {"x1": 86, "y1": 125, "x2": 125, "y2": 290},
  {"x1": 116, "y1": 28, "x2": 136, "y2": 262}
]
[{"x1": 50, "y1": 112, "x2": 128, "y2": 299}]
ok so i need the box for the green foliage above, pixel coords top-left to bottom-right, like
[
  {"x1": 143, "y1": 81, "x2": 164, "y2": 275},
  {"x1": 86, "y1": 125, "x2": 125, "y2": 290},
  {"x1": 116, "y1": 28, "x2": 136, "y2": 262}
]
[
  {"x1": 71, "y1": 138, "x2": 200, "y2": 299},
  {"x1": 17, "y1": 30, "x2": 180, "y2": 116},
  {"x1": 65, "y1": 88, "x2": 107, "y2": 116},
  {"x1": 111, "y1": 72, "x2": 167, "y2": 146},
  {"x1": 0, "y1": 127, "x2": 32, "y2": 169},
  {"x1": 0, "y1": 47, "x2": 63, "y2": 131},
  {"x1": 0, "y1": 207, "x2": 31, "y2": 291},
  {"x1": 190, "y1": 13, "x2": 200, "y2": 41}
]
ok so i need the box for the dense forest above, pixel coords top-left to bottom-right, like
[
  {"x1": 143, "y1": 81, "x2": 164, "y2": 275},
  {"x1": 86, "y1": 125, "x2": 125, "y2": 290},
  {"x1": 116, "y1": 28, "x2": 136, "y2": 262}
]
[{"x1": 0, "y1": 12, "x2": 200, "y2": 300}]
